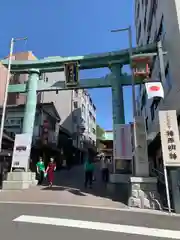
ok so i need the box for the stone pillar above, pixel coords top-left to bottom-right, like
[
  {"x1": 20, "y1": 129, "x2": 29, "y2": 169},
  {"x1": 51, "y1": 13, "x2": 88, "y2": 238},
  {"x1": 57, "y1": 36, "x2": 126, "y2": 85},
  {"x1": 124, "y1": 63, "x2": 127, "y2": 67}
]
[
  {"x1": 128, "y1": 177, "x2": 161, "y2": 210},
  {"x1": 110, "y1": 64, "x2": 125, "y2": 125},
  {"x1": 110, "y1": 64, "x2": 130, "y2": 174}
]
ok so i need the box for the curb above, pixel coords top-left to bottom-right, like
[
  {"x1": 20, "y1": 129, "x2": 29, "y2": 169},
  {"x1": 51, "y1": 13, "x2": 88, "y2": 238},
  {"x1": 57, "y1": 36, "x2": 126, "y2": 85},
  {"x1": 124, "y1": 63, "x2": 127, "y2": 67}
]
[{"x1": 0, "y1": 201, "x2": 179, "y2": 217}]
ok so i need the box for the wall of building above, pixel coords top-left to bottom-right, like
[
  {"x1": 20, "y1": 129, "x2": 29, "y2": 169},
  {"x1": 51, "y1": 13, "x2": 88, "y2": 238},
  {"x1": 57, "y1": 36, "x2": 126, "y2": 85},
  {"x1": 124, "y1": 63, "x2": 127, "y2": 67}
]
[
  {"x1": 0, "y1": 63, "x2": 8, "y2": 106},
  {"x1": 41, "y1": 71, "x2": 73, "y2": 134},
  {"x1": 135, "y1": 0, "x2": 180, "y2": 140},
  {"x1": 1, "y1": 105, "x2": 58, "y2": 145},
  {"x1": 42, "y1": 71, "x2": 97, "y2": 148},
  {"x1": 0, "y1": 52, "x2": 97, "y2": 149},
  {"x1": 0, "y1": 51, "x2": 39, "y2": 106}
]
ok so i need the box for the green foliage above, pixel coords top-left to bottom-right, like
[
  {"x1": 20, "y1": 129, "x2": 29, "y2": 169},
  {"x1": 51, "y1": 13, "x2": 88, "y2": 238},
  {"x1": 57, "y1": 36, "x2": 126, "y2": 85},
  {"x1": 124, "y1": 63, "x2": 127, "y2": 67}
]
[{"x1": 96, "y1": 124, "x2": 105, "y2": 139}]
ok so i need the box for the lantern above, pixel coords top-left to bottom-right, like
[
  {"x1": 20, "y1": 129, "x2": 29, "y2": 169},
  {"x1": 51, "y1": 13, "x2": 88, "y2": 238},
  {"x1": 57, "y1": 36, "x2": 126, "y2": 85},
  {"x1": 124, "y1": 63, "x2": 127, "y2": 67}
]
[{"x1": 132, "y1": 55, "x2": 151, "y2": 81}]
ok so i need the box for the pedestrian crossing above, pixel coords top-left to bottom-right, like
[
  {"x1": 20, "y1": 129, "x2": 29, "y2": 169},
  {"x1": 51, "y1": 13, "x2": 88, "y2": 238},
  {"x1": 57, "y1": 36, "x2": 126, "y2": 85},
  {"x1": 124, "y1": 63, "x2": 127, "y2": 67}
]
[{"x1": 13, "y1": 215, "x2": 180, "y2": 239}]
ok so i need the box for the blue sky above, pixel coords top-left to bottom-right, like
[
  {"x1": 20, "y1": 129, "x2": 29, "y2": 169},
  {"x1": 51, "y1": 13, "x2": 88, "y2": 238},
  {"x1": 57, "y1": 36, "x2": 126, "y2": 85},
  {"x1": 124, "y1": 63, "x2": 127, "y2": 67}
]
[{"x1": 0, "y1": 0, "x2": 135, "y2": 130}]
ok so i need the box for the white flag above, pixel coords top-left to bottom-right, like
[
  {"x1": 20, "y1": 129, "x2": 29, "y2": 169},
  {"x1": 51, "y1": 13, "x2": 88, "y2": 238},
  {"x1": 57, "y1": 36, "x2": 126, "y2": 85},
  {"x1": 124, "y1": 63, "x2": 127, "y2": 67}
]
[{"x1": 145, "y1": 82, "x2": 164, "y2": 99}]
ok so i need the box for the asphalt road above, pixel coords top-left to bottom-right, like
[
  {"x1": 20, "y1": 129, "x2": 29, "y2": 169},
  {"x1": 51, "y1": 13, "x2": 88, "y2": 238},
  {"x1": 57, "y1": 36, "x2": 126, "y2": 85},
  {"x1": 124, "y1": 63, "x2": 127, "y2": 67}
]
[{"x1": 1, "y1": 202, "x2": 180, "y2": 240}]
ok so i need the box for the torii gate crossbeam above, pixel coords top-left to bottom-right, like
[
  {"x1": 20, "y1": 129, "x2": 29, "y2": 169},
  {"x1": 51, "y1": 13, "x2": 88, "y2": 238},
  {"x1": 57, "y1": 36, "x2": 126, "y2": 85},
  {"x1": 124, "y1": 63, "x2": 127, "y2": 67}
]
[{"x1": 1, "y1": 42, "x2": 157, "y2": 174}]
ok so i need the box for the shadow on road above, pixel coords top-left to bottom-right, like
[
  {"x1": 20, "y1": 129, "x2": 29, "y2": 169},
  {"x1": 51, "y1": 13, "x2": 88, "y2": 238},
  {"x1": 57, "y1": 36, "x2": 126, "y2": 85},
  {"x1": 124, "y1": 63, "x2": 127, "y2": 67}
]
[
  {"x1": 42, "y1": 186, "x2": 87, "y2": 196},
  {"x1": 40, "y1": 163, "x2": 128, "y2": 205}
]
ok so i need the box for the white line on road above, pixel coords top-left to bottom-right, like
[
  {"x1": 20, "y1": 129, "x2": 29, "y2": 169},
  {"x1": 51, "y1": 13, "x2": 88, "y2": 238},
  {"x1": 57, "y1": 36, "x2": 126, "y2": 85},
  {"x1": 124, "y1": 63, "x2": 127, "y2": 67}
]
[{"x1": 13, "y1": 215, "x2": 180, "y2": 239}]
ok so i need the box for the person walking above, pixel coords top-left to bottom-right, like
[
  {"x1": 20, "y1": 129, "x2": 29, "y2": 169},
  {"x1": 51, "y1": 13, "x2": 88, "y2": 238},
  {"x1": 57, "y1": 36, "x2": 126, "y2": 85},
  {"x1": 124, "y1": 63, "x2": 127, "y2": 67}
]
[
  {"x1": 46, "y1": 157, "x2": 56, "y2": 187},
  {"x1": 100, "y1": 156, "x2": 110, "y2": 184},
  {"x1": 84, "y1": 158, "x2": 94, "y2": 188},
  {"x1": 36, "y1": 157, "x2": 45, "y2": 185}
]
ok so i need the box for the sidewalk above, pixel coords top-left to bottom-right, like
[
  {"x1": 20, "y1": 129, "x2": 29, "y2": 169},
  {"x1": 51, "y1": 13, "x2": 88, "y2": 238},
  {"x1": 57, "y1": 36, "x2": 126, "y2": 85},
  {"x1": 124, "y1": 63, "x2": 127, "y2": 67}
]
[{"x1": 0, "y1": 165, "x2": 127, "y2": 209}]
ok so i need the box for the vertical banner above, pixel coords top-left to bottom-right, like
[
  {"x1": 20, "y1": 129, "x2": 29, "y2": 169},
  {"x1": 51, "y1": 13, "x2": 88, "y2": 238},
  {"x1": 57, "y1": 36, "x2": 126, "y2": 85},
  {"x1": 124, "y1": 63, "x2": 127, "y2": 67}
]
[
  {"x1": 113, "y1": 124, "x2": 132, "y2": 160},
  {"x1": 11, "y1": 133, "x2": 32, "y2": 171},
  {"x1": 159, "y1": 110, "x2": 180, "y2": 166}
]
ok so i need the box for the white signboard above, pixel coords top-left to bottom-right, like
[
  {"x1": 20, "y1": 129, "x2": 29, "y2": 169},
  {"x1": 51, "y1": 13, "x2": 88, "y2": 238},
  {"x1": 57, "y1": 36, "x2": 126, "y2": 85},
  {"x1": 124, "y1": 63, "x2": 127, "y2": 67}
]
[
  {"x1": 11, "y1": 133, "x2": 32, "y2": 171},
  {"x1": 159, "y1": 110, "x2": 180, "y2": 167},
  {"x1": 113, "y1": 124, "x2": 132, "y2": 160}
]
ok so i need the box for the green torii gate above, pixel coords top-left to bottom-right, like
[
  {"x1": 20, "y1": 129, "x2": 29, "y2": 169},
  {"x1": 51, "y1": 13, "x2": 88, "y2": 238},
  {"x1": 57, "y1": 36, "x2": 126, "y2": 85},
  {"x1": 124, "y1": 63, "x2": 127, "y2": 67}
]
[{"x1": 1, "y1": 42, "x2": 157, "y2": 172}]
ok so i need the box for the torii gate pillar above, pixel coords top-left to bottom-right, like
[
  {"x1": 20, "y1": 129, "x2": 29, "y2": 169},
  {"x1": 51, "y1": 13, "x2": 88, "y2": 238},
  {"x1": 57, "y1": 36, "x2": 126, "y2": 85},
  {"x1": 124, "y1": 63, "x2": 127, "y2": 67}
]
[
  {"x1": 23, "y1": 69, "x2": 40, "y2": 137},
  {"x1": 110, "y1": 64, "x2": 130, "y2": 174}
]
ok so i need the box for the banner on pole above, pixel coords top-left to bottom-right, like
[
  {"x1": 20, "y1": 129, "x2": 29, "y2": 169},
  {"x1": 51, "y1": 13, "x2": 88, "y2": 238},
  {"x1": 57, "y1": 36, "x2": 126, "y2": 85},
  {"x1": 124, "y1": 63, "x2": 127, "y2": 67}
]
[
  {"x1": 145, "y1": 81, "x2": 164, "y2": 99},
  {"x1": 11, "y1": 133, "x2": 32, "y2": 171},
  {"x1": 159, "y1": 110, "x2": 180, "y2": 167},
  {"x1": 113, "y1": 124, "x2": 132, "y2": 160}
]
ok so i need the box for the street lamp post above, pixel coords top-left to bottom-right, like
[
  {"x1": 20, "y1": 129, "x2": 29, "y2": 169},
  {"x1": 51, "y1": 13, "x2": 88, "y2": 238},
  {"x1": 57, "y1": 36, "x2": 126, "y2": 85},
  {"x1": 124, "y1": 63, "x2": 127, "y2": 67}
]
[
  {"x1": 111, "y1": 26, "x2": 136, "y2": 117},
  {"x1": 0, "y1": 37, "x2": 27, "y2": 153}
]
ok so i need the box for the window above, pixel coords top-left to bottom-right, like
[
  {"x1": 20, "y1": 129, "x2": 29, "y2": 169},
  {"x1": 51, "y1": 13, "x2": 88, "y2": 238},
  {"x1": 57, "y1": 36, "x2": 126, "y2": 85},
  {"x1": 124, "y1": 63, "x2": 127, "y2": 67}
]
[
  {"x1": 72, "y1": 133, "x2": 77, "y2": 140},
  {"x1": 145, "y1": 117, "x2": 148, "y2": 131},
  {"x1": 153, "y1": 0, "x2": 158, "y2": 16},
  {"x1": 73, "y1": 115, "x2": 77, "y2": 123},
  {"x1": 13, "y1": 73, "x2": 20, "y2": 83},
  {"x1": 92, "y1": 128, "x2": 96, "y2": 134},
  {"x1": 73, "y1": 101, "x2": 78, "y2": 108},
  {"x1": 144, "y1": 0, "x2": 148, "y2": 16},
  {"x1": 165, "y1": 63, "x2": 172, "y2": 90},
  {"x1": 82, "y1": 104, "x2": 85, "y2": 113},
  {"x1": 137, "y1": 22, "x2": 141, "y2": 43},
  {"x1": 147, "y1": 0, "x2": 158, "y2": 36},
  {"x1": 136, "y1": 2, "x2": 140, "y2": 19},
  {"x1": 89, "y1": 111, "x2": 92, "y2": 118},
  {"x1": 147, "y1": 34, "x2": 150, "y2": 44},
  {"x1": 150, "y1": 97, "x2": 161, "y2": 121},
  {"x1": 141, "y1": 91, "x2": 147, "y2": 109},
  {"x1": 150, "y1": 104, "x2": 155, "y2": 121},
  {"x1": 143, "y1": 14, "x2": 147, "y2": 31},
  {"x1": 155, "y1": 16, "x2": 165, "y2": 42},
  {"x1": 89, "y1": 97, "x2": 92, "y2": 105},
  {"x1": 74, "y1": 89, "x2": 78, "y2": 97},
  {"x1": 147, "y1": 11, "x2": 152, "y2": 35},
  {"x1": 92, "y1": 104, "x2": 96, "y2": 111}
]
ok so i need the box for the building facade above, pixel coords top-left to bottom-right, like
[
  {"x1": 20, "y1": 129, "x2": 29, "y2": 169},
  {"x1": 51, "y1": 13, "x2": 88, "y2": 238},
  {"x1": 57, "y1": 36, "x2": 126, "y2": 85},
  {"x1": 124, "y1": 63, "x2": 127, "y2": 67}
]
[
  {"x1": 0, "y1": 51, "x2": 39, "y2": 106},
  {"x1": 135, "y1": 0, "x2": 180, "y2": 146},
  {"x1": 134, "y1": 0, "x2": 180, "y2": 209},
  {"x1": 0, "y1": 53, "x2": 97, "y2": 154},
  {"x1": 42, "y1": 71, "x2": 97, "y2": 152},
  {"x1": 0, "y1": 103, "x2": 61, "y2": 166}
]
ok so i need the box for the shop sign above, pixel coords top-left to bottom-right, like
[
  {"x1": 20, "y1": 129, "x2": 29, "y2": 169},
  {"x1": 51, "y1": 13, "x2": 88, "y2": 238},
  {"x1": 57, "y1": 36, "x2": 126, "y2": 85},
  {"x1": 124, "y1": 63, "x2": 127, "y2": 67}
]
[{"x1": 159, "y1": 110, "x2": 180, "y2": 166}]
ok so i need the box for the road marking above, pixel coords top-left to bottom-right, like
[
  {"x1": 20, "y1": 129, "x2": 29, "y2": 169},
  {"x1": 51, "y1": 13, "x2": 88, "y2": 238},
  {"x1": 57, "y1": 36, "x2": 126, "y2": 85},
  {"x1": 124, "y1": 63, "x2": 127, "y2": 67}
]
[{"x1": 13, "y1": 215, "x2": 180, "y2": 239}]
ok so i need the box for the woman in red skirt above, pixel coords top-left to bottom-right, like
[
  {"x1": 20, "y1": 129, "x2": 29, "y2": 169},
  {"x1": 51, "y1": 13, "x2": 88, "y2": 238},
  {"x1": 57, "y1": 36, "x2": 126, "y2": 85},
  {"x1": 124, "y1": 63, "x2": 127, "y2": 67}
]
[{"x1": 46, "y1": 157, "x2": 56, "y2": 187}]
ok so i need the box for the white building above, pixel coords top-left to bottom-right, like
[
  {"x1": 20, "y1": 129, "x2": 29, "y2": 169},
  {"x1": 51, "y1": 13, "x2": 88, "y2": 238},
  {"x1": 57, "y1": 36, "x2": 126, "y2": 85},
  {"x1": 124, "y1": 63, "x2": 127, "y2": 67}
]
[
  {"x1": 135, "y1": 0, "x2": 180, "y2": 147},
  {"x1": 41, "y1": 71, "x2": 97, "y2": 151}
]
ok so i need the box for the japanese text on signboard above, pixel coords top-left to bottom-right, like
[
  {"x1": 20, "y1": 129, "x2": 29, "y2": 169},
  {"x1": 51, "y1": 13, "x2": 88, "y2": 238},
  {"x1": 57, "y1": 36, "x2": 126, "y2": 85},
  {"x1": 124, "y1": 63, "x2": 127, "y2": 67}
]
[{"x1": 166, "y1": 113, "x2": 177, "y2": 161}]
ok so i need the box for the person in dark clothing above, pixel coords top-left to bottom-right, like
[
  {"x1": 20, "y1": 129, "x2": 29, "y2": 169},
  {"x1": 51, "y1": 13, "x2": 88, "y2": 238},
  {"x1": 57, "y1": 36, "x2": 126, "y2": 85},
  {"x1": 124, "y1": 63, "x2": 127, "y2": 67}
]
[{"x1": 84, "y1": 158, "x2": 94, "y2": 188}]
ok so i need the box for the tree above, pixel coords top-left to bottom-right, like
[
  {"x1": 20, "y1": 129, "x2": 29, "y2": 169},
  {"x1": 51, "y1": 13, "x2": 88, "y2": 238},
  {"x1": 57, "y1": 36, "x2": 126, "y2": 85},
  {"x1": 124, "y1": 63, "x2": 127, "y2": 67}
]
[{"x1": 96, "y1": 124, "x2": 105, "y2": 139}]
